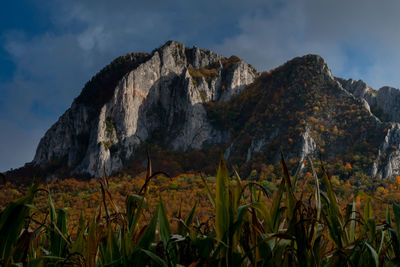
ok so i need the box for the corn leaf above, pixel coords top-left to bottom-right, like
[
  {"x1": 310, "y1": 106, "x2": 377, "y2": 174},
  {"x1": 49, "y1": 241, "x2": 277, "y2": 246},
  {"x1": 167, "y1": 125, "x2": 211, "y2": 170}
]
[
  {"x1": 138, "y1": 205, "x2": 158, "y2": 249},
  {"x1": 185, "y1": 202, "x2": 197, "y2": 227},
  {"x1": 349, "y1": 199, "x2": 356, "y2": 243},
  {"x1": 141, "y1": 249, "x2": 168, "y2": 267},
  {"x1": 215, "y1": 158, "x2": 230, "y2": 242},
  {"x1": 0, "y1": 183, "x2": 37, "y2": 264},
  {"x1": 158, "y1": 199, "x2": 171, "y2": 250},
  {"x1": 321, "y1": 168, "x2": 345, "y2": 247},
  {"x1": 393, "y1": 201, "x2": 400, "y2": 233},
  {"x1": 280, "y1": 152, "x2": 296, "y2": 220},
  {"x1": 200, "y1": 175, "x2": 215, "y2": 208},
  {"x1": 364, "y1": 242, "x2": 379, "y2": 267}
]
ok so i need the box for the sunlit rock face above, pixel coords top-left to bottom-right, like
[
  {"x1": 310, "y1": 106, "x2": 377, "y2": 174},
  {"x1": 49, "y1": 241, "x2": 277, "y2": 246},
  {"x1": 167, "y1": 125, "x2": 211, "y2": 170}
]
[{"x1": 33, "y1": 41, "x2": 258, "y2": 176}]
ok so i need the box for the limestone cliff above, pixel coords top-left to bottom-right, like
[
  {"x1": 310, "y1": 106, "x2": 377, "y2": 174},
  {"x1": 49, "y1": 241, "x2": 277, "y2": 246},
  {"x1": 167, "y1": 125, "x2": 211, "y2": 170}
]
[{"x1": 33, "y1": 41, "x2": 258, "y2": 176}]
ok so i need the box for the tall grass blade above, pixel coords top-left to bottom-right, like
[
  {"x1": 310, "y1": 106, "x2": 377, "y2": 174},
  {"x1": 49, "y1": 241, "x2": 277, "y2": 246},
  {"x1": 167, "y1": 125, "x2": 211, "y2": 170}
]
[
  {"x1": 364, "y1": 242, "x2": 379, "y2": 267},
  {"x1": 321, "y1": 167, "x2": 345, "y2": 247},
  {"x1": 200, "y1": 175, "x2": 215, "y2": 208},
  {"x1": 215, "y1": 158, "x2": 230, "y2": 242},
  {"x1": 158, "y1": 199, "x2": 171, "y2": 249},
  {"x1": 185, "y1": 202, "x2": 197, "y2": 227},
  {"x1": 349, "y1": 199, "x2": 356, "y2": 243},
  {"x1": 271, "y1": 173, "x2": 285, "y2": 231},
  {"x1": 386, "y1": 204, "x2": 392, "y2": 226},
  {"x1": 392, "y1": 201, "x2": 400, "y2": 233},
  {"x1": 141, "y1": 249, "x2": 168, "y2": 267},
  {"x1": 309, "y1": 157, "x2": 321, "y2": 221},
  {"x1": 71, "y1": 213, "x2": 86, "y2": 255},
  {"x1": 126, "y1": 194, "x2": 146, "y2": 234},
  {"x1": 280, "y1": 152, "x2": 296, "y2": 220},
  {"x1": 87, "y1": 207, "x2": 102, "y2": 267},
  {"x1": 137, "y1": 205, "x2": 158, "y2": 249},
  {"x1": 292, "y1": 159, "x2": 304, "y2": 191},
  {"x1": 51, "y1": 209, "x2": 69, "y2": 257}
]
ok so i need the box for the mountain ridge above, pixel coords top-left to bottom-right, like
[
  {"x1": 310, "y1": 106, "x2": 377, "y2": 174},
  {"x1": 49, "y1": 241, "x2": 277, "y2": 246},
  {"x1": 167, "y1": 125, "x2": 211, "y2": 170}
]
[{"x1": 6, "y1": 41, "x2": 400, "y2": 180}]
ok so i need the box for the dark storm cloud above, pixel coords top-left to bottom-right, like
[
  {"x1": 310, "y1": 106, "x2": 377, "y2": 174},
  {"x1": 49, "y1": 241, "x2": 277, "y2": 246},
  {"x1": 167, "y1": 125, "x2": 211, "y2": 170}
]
[{"x1": 1, "y1": 0, "x2": 400, "y2": 171}]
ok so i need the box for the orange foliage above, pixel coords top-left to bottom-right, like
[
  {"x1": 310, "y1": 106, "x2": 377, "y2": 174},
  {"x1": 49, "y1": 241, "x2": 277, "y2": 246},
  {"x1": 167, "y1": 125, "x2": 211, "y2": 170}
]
[
  {"x1": 309, "y1": 116, "x2": 318, "y2": 123},
  {"x1": 345, "y1": 163, "x2": 352, "y2": 170},
  {"x1": 0, "y1": 174, "x2": 216, "y2": 232},
  {"x1": 396, "y1": 176, "x2": 400, "y2": 186}
]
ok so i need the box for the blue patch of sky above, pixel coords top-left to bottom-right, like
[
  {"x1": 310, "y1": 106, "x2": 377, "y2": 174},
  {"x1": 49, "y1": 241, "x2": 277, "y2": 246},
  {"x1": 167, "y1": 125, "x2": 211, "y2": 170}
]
[
  {"x1": 0, "y1": 0, "x2": 53, "y2": 82},
  {"x1": 339, "y1": 44, "x2": 375, "y2": 80},
  {"x1": 29, "y1": 100, "x2": 55, "y2": 119}
]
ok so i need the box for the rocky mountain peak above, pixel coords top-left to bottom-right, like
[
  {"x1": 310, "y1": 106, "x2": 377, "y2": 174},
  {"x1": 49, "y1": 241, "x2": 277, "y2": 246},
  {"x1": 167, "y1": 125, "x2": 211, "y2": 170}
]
[
  {"x1": 31, "y1": 41, "x2": 258, "y2": 177},
  {"x1": 273, "y1": 54, "x2": 334, "y2": 81}
]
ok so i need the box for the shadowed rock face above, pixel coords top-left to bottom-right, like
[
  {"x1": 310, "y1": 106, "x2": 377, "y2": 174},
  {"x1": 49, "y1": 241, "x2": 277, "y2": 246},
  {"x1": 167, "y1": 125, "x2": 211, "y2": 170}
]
[
  {"x1": 32, "y1": 41, "x2": 258, "y2": 177},
  {"x1": 27, "y1": 41, "x2": 400, "y2": 179}
]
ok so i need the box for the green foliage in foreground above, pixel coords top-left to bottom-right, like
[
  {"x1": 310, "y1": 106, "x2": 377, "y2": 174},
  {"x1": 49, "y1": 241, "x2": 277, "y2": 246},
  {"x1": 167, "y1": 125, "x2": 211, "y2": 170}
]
[{"x1": 2, "y1": 154, "x2": 400, "y2": 266}]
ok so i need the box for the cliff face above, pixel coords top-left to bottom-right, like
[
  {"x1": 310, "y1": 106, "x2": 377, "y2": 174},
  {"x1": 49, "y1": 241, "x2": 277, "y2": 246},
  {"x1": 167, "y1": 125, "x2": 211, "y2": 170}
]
[
  {"x1": 30, "y1": 41, "x2": 400, "y2": 179},
  {"x1": 33, "y1": 41, "x2": 258, "y2": 176},
  {"x1": 336, "y1": 78, "x2": 400, "y2": 178}
]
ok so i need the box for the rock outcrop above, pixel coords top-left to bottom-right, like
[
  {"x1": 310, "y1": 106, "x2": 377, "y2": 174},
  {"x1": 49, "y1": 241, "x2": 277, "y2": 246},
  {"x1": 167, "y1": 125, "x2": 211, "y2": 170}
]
[
  {"x1": 371, "y1": 123, "x2": 400, "y2": 178},
  {"x1": 336, "y1": 78, "x2": 400, "y2": 178},
  {"x1": 33, "y1": 41, "x2": 258, "y2": 176},
  {"x1": 337, "y1": 78, "x2": 400, "y2": 122}
]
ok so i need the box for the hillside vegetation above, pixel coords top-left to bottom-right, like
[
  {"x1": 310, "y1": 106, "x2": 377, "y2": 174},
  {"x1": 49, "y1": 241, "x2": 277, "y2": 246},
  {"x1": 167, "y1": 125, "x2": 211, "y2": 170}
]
[{"x1": 205, "y1": 55, "x2": 386, "y2": 178}]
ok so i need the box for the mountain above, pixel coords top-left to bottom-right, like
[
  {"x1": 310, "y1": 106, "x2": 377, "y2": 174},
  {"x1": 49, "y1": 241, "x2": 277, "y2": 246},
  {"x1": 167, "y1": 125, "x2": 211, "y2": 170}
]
[
  {"x1": 29, "y1": 41, "x2": 258, "y2": 178},
  {"x1": 8, "y1": 41, "x2": 400, "y2": 180}
]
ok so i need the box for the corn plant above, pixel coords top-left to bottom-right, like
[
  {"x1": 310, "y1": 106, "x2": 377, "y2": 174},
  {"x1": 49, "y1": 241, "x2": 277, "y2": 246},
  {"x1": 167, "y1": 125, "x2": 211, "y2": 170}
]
[{"x1": 2, "y1": 154, "x2": 400, "y2": 266}]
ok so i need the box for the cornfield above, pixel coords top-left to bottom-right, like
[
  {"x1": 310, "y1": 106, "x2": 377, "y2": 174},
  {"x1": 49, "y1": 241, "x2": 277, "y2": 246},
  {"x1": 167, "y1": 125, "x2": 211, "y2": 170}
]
[{"x1": 1, "y1": 153, "x2": 400, "y2": 266}]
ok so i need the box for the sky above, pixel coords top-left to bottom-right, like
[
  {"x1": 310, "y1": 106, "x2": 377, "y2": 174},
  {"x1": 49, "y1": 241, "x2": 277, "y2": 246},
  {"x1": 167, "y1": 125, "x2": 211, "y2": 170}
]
[{"x1": 1, "y1": 0, "x2": 400, "y2": 172}]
